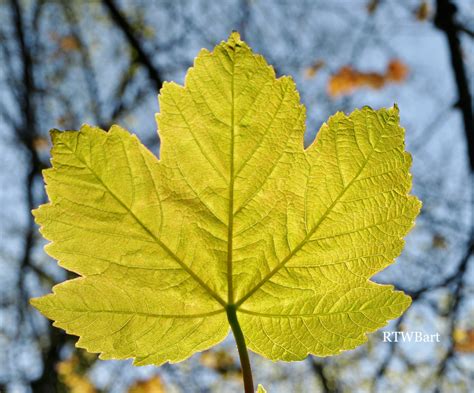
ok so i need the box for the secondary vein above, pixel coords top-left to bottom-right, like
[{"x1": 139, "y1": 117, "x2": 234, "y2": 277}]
[
  {"x1": 235, "y1": 115, "x2": 384, "y2": 308},
  {"x1": 60, "y1": 138, "x2": 227, "y2": 308}
]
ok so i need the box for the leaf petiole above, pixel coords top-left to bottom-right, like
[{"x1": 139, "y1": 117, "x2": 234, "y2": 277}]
[{"x1": 226, "y1": 304, "x2": 254, "y2": 393}]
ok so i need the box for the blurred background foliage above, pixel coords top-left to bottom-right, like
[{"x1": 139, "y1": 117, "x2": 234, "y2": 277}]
[{"x1": 0, "y1": 0, "x2": 473, "y2": 392}]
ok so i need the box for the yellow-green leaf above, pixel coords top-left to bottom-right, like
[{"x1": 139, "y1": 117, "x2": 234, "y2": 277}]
[
  {"x1": 31, "y1": 32, "x2": 421, "y2": 366},
  {"x1": 256, "y1": 385, "x2": 267, "y2": 393}
]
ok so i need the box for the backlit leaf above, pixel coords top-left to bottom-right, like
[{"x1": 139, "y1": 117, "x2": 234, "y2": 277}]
[{"x1": 32, "y1": 32, "x2": 420, "y2": 366}]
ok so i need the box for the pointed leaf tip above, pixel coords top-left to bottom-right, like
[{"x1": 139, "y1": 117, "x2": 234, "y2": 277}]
[{"x1": 228, "y1": 31, "x2": 243, "y2": 44}]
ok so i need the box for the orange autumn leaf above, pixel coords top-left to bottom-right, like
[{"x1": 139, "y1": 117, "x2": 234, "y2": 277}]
[
  {"x1": 32, "y1": 136, "x2": 50, "y2": 151},
  {"x1": 328, "y1": 59, "x2": 408, "y2": 97},
  {"x1": 49, "y1": 32, "x2": 81, "y2": 58},
  {"x1": 327, "y1": 66, "x2": 383, "y2": 97},
  {"x1": 200, "y1": 350, "x2": 241, "y2": 377},
  {"x1": 57, "y1": 355, "x2": 96, "y2": 393},
  {"x1": 59, "y1": 35, "x2": 81, "y2": 52},
  {"x1": 304, "y1": 60, "x2": 325, "y2": 79},
  {"x1": 454, "y1": 329, "x2": 474, "y2": 353},
  {"x1": 415, "y1": 1, "x2": 430, "y2": 21},
  {"x1": 366, "y1": 0, "x2": 379, "y2": 14},
  {"x1": 128, "y1": 376, "x2": 165, "y2": 393},
  {"x1": 387, "y1": 60, "x2": 409, "y2": 82},
  {"x1": 432, "y1": 233, "x2": 448, "y2": 249}
]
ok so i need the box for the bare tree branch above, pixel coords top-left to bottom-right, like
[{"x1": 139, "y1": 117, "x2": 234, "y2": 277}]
[
  {"x1": 62, "y1": 3, "x2": 104, "y2": 126},
  {"x1": 310, "y1": 358, "x2": 339, "y2": 393},
  {"x1": 435, "y1": 0, "x2": 474, "y2": 171},
  {"x1": 9, "y1": 0, "x2": 63, "y2": 391},
  {"x1": 102, "y1": 0, "x2": 163, "y2": 91}
]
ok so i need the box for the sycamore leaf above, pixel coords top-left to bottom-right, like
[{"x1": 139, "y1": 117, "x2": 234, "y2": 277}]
[{"x1": 31, "y1": 32, "x2": 420, "y2": 366}]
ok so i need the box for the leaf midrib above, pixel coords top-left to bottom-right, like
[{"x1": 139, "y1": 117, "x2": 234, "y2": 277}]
[{"x1": 226, "y1": 44, "x2": 236, "y2": 305}]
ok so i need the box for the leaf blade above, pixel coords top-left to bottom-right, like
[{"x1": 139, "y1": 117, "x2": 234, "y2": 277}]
[
  {"x1": 32, "y1": 276, "x2": 227, "y2": 365},
  {"x1": 32, "y1": 33, "x2": 420, "y2": 366},
  {"x1": 239, "y1": 282, "x2": 410, "y2": 360}
]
